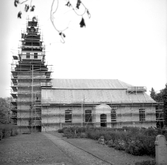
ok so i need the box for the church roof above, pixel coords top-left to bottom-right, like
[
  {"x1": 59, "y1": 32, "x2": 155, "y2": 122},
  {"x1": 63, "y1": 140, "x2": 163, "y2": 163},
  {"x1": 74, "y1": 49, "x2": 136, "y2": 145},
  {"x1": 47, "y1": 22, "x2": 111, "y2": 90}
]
[
  {"x1": 41, "y1": 79, "x2": 156, "y2": 104},
  {"x1": 51, "y1": 79, "x2": 132, "y2": 89}
]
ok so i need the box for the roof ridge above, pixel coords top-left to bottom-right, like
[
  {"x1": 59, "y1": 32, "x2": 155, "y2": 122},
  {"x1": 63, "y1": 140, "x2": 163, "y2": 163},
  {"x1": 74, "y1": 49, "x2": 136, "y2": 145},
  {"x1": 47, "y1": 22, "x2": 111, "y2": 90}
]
[{"x1": 51, "y1": 79, "x2": 132, "y2": 88}]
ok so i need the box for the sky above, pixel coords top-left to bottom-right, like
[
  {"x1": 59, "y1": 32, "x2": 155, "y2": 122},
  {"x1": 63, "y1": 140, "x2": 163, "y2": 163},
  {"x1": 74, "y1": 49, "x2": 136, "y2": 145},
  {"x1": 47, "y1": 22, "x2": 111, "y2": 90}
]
[{"x1": 0, "y1": 0, "x2": 166, "y2": 98}]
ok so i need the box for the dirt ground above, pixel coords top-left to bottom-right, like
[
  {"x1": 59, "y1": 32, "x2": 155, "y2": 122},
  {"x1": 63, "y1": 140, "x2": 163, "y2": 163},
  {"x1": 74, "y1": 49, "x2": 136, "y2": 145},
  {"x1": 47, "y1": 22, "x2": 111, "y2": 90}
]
[{"x1": 0, "y1": 132, "x2": 155, "y2": 165}]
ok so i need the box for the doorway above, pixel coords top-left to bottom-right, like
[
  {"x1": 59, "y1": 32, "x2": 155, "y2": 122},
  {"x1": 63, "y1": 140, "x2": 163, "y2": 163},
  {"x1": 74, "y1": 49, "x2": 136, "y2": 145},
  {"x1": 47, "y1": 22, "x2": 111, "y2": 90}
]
[{"x1": 100, "y1": 114, "x2": 107, "y2": 127}]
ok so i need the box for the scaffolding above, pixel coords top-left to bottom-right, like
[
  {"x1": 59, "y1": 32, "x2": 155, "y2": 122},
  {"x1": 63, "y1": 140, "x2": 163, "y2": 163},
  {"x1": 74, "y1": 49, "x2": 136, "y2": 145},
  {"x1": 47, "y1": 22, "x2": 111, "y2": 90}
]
[
  {"x1": 11, "y1": 17, "x2": 52, "y2": 133},
  {"x1": 40, "y1": 99, "x2": 158, "y2": 132}
]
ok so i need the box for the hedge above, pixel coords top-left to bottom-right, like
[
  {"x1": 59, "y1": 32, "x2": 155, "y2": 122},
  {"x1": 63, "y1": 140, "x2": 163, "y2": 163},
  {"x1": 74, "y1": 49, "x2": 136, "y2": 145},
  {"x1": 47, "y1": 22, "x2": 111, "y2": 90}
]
[
  {"x1": 0, "y1": 124, "x2": 18, "y2": 140},
  {"x1": 58, "y1": 126, "x2": 167, "y2": 157}
]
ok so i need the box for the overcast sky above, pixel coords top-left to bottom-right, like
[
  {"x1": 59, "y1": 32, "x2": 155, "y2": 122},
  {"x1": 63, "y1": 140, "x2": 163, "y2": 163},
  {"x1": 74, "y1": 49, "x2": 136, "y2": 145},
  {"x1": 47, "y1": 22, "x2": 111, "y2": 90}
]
[{"x1": 0, "y1": 0, "x2": 166, "y2": 98}]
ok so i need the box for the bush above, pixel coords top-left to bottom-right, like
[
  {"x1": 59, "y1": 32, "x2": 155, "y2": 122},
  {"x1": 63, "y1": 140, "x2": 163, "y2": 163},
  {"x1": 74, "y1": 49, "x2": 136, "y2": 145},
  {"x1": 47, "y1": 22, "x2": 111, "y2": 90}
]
[
  {"x1": 142, "y1": 136, "x2": 155, "y2": 156},
  {"x1": 58, "y1": 128, "x2": 63, "y2": 133},
  {"x1": 85, "y1": 128, "x2": 101, "y2": 140},
  {"x1": 4, "y1": 129, "x2": 11, "y2": 138},
  {"x1": 124, "y1": 134, "x2": 155, "y2": 156},
  {"x1": 11, "y1": 127, "x2": 18, "y2": 136},
  {"x1": 135, "y1": 160, "x2": 156, "y2": 165},
  {"x1": 60, "y1": 126, "x2": 166, "y2": 157},
  {"x1": 62, "y1": 127, "x2": 80, "y2": 138},
  {"x1": 80, "y1": 132, "x2": 87, "y2": 138},
  {"x1": 113, "y1": 132, "x2": 129, "y2": 150},
  {"x1": 0, "y1": 124, "x2": 18, "y2": 140},
  {"x1": 0, "y1": 129, "x2": 2, "y2": 140}
]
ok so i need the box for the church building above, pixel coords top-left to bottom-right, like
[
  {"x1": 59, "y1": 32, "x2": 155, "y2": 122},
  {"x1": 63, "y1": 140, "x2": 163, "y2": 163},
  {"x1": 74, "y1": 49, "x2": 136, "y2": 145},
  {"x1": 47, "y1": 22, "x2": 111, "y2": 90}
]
[
  {"x1": 41, "y1": 79, "x2": 156, "y2": 131},
  {"x1": 11, "y1": 17, "x2": 157, "y2": 133}
]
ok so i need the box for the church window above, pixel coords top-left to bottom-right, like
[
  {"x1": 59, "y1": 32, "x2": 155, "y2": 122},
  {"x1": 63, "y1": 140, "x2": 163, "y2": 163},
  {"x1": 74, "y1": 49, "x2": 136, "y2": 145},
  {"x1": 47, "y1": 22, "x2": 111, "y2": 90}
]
[
  {"x1": 139, "y1": 109, "x2": 145, "y2": 122},
  {"x1": 85, "y1": 110, "x2": 92, "y2": 123},
  {"x1": 111, "y1": 108, "x2": 116, "y2": 122},
  {"x1": 26, "y1": 53, "x2": 30, "y2": 58},
  {"x1": 34, "y1": 53, "x2": 38, "y2": 59},
  {"x1": 65, "y1": 110, "x2": 72, "y2": 123}
]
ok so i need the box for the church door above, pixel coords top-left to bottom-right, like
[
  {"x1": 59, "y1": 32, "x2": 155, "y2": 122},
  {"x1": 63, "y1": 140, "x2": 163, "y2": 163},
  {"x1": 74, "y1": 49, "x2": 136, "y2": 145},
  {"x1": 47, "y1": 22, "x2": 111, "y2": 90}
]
[{"x1": 100, "y1": 114, "x2": 107, "y2": 127}]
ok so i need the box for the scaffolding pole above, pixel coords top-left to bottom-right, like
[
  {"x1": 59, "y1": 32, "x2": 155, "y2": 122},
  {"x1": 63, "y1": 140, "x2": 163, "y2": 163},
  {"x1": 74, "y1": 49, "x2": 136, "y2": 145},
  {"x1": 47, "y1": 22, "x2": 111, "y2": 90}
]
[{"x1": 31, "y1": 64, "x2": 34, "y2": 133}]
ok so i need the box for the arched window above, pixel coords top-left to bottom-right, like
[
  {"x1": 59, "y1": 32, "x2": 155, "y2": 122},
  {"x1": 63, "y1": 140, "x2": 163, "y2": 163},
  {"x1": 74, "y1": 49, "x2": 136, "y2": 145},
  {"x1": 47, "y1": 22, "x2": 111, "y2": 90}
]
[
  {"x1": 65, "y1": 110, "x2": 72, "y2": 123},
  {"x1": 111, "y1": 109, "x2": 116, "y2": 122},
  {"x1": 100, "y1": 114, "x2": 107, "y2": 127},
  {"x1": 85, "y1": 110, "x2": 92, "y2": 123}
]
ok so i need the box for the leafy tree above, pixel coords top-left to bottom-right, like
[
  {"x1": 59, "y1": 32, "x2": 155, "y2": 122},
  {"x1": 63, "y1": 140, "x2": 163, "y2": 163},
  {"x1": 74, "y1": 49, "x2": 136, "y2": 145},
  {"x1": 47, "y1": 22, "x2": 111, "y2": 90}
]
[
  {"x1": 0, "y1": 98, "x2": 11, "y2": 124},
  {"x1": 150, "y1": 88, "x2": 163, "y2": 102},
  {"x1": 151, "y1": 85, "x2": 167, "y2": 127},
  {"x1": 162, "y1": 84, "x2": 167, "y2": 127},
  {"x1": 14, "y1": 0, "x2": 91, "y2": 43},
  {"x1": 150, "y1": 88, "x2": 156, "y2": 101}
]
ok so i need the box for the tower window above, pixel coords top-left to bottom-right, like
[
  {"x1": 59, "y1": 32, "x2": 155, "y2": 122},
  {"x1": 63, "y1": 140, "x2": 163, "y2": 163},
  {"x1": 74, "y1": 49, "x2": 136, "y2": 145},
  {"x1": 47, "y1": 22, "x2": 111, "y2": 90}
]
[
  {"x1": 26, "y1": 53, "x2": 30, "y2": 58},
  {"x1": 34, "y1": 53, "x2": 38, "y2": 59}
]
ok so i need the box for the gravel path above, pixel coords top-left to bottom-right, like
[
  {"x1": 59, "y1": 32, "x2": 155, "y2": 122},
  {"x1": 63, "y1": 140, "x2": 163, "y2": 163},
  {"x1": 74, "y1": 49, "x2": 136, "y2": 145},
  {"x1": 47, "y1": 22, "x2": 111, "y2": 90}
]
[{"x1": 44, "y1": 133, "x2": 110, "y2": 165}]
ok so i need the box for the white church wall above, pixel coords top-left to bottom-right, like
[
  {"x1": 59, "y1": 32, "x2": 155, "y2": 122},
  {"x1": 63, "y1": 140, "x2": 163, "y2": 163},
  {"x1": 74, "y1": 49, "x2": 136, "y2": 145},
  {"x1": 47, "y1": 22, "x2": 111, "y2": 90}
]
[{"x1": 41, "y1": 103, "x2": 156, "y2": 131}]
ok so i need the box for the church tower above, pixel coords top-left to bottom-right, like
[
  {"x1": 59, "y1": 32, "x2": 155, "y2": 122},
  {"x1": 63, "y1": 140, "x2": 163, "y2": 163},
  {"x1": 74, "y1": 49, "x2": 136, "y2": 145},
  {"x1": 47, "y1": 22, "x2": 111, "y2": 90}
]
[{"x1": 11, "y1": 17, "x2": 52, "y2": 133}]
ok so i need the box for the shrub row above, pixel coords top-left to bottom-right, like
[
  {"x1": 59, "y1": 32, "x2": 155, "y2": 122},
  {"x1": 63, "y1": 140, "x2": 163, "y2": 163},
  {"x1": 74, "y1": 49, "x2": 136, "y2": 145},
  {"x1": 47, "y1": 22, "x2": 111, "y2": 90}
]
[
  {"x1": 135, "y1": 160, "x2": 156, "y2": 165},
  {"x1": 58, "y1": 126, "x2": 167, "y2": 157},
  {"x1": 0, "y1": 124, "x2": 18, "y2": 140}
]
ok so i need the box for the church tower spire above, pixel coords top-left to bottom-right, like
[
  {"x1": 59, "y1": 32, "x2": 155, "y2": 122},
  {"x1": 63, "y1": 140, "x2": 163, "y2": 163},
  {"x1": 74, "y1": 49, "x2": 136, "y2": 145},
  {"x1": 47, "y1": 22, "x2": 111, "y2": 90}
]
[{"x1": 11, "y1": 17, "x2": 52, "y2": 133}]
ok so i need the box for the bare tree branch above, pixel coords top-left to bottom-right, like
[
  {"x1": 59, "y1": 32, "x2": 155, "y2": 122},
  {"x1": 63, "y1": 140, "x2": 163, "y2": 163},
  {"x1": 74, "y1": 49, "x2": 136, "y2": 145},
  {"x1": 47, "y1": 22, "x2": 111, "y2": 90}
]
[{"x1": 14, "y1": 0, "x2": 91, "y2": 43}]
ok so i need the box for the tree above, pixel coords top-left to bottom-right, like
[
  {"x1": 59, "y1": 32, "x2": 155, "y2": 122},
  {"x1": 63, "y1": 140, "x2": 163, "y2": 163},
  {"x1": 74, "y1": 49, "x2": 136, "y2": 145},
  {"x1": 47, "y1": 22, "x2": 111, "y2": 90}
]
[
  {"x1": 150, "y1": 88, "x2": 156, "y2": 101},
  {"x1": 0, "y1": 98, "x2": 11, "y2": 124},
  {"x1": 162, "y1": 84, "x2": 167, "y2": 127},
  {"x1": 14, "y1": 0, "x2": 91, "y2": 43},
  {"x1": 150, "y1": 88, "x2": 163, "y2": 102},
  {"x1": 151, "y1": 85, "x2": 167, "y2": 127}
]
